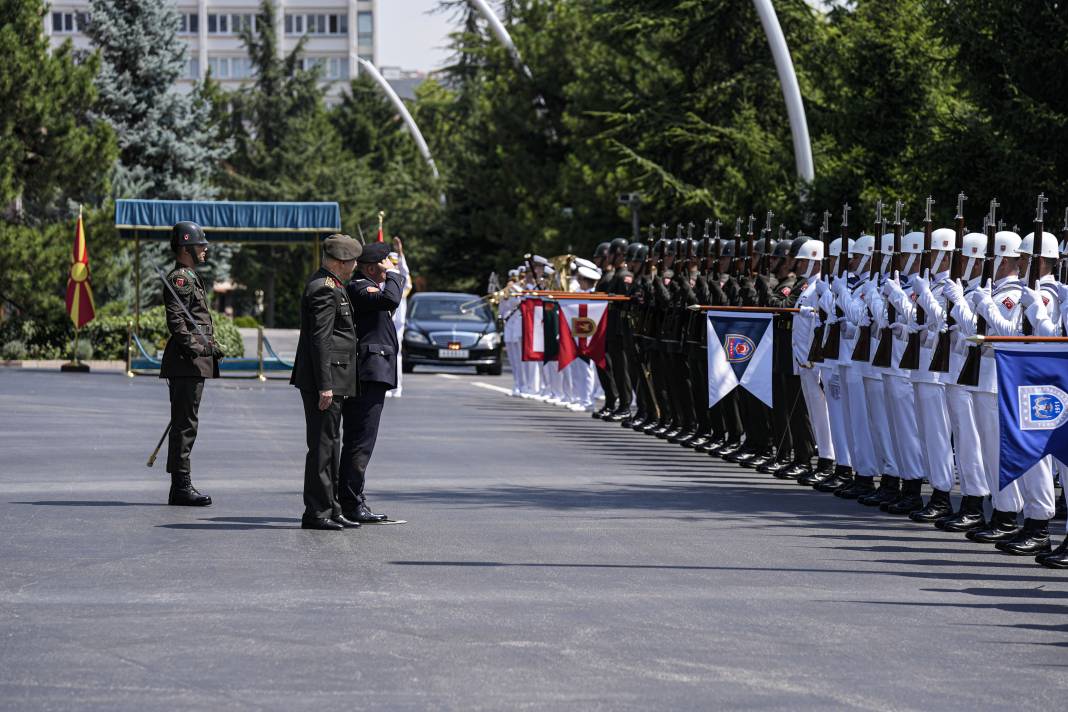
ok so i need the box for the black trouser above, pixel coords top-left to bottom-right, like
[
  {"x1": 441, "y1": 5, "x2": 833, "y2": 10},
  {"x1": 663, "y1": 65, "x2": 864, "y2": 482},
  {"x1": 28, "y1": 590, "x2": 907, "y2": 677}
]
[
  {"x1": 738, "y1": 390, "x2": 772, "y2": 451},
  {"x1": 630, "y1": 337, "x2": 657, "y2": 419},
  {"x1": 596, "y1": 358, "x2": 618, "y2": 410},
  {"x1": 608, "y1": 333, "x2": 632, "y2": 411},
  {"x1": 720, "y1": 389, "x2": 744, "y2": 442},
  {"x1": 339, "y1": 381, "x2": 388, "y2": 511},
  {"x1": 301, "y1": 390, "x2": 343, "y2": 519},
  {"x1": 785, "y1": 371, "x2": 815, "y2": 464},
  {"x1": 650, "y1": 348, "x2": 674, "y2": 423},
  {"x1": 167, "y1": 377, "x2": 204, "y2": 475},
  {"x1": 771, "y1": 328, "x2": 794, "y2": 460},
  {"x1": 669, "y1": 350, "x2": 696, "y2": 430},
  {"x1": 687, "y1": 346, "x2": 711, "y2": 435}
]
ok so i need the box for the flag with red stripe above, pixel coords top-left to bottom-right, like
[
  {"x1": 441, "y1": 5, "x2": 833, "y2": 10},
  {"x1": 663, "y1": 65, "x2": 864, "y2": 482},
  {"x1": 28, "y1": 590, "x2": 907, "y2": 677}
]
[
  {"x1": 520, "y1": 297, "x2": 544, "y2": 361},
  {"x1": 65, "y1": 210, "x2": 96, "y2": 329},
  {"x1": 557, "y1": 299, "x2": 609, "y2": 369}
]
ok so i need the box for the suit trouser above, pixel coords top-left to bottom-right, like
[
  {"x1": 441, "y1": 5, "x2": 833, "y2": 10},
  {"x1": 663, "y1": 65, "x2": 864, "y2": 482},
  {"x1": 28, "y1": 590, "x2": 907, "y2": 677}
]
[
  {"x1": 799, "y1": 367, "x2": 834, "y2": 461},
  {"x1": 524, "y1": 359, "x2": 542, "y2": 396},
  {"x1": 770, "y1": 342, "x2": 794, "y2": 459},
  {"x1": 506, "y1": 341, "x2": 522, "y2": 392},
  {"x1": 339, "y1": 382, "x2": 388, "y2": 511},
  {"x1": 301, "y1": 389, "x2": 342, "y2": 519},
  {"x1": 913, "y1": 380, "x2": 955, "y2": 492},
  {"x1": 630, "y1": 338, "x2": 656, "y2": 418},
  {"x1": 946, "y1": 385, "x2": 986, "y2": 496},
  {"x1": 784, "y1": 372, "x2": 814, "y2": 463},
  {"x1": 883, "y1": 374, "x2": 924, "y2": 480},
  {"x1": 863, "y1": 374, "x2": 898, "y2": 476},
  {"x1": 167, "y1": 377, "x2": 205, "y2": 475},
  {"x1": 973, "y1": 391, "x2": 1024, "y2": 513},
  {"x1": 569, "y1": 359, "x2": 596, "y2": 408},
  {"x1": 608, "y1": 334, "x2": 633, "y2": 409},
  {"x1": 650, "y1": 350, "x2": 674, "y2": 423},
  {"x1": 687, "y1": 347, "x2": 711, "y2": 435},
  {"x1": 1018, "y1": 458, "x2": 1057, "y2": 520},
  {"x1": 818, "y1": 363, "x2": 850, "y2": 467},
  {"x1": 842, "y1": 365, "x2": 877, "y2": 476}
]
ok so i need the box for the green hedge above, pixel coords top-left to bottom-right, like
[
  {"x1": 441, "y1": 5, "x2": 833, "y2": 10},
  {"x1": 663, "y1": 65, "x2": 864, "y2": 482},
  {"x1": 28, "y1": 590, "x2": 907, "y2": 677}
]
[{"x1": 0, "y1": 306, "x2": 244, "y2": 360}]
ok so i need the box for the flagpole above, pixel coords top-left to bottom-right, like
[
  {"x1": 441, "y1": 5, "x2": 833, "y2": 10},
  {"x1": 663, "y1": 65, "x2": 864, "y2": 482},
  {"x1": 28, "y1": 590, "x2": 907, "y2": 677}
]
[{"x1": 61, "y1": 204, "x2": 91, "y2": 373}]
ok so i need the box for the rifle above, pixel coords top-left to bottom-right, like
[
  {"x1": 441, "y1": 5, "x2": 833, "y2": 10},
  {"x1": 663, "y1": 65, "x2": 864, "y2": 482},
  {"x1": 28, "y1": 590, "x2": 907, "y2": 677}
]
[
  {"x1": 732, "y1": 218, "x2": 743, "y2": 277},
  {"x1": 871, "y1": 200, "x2": 904, "y2": 368},
  {"x1": 807, "y1": 210, "x2": 832, "y2": 364},
  {"x1": 852, "y1": 199, "x2": 884, "y2": 362},
  {"x1": 1023, "y1": 193, "x2": 1048, "y2": 336},
  {"x1": 701, "y1": 218, "x2": 713, "y2": 277},
  {"x1": 745, "y1": 215, "x2": 756, "y2": 277},
  {"x1": 823, "y1": 203, "x2": 850, "y2": 360},
  {"x1": 686, "y1": 221, "x2": 696, "y2": 272},
  {"x1": 900, "y1": 196, "x2": 935, "y2": 369},
  {"x1": 713, "y1": 219, "x2": 723, "y2": 281},
  {"x1": 957, "y1": 198, "x2": 999, "y2": 387},
  {"x1": 760, "y1": 210, "x2": 774, "y2": 276},
  {"x1": 929, "y1": 192, "x2": 967, "y2": 372}
]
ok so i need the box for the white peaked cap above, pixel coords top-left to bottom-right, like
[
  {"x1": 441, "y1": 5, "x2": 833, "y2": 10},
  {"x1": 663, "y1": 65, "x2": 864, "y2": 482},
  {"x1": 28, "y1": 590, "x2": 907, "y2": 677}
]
[{"x1": 577, "y1": 265, "x2": 602, "y2": 281}]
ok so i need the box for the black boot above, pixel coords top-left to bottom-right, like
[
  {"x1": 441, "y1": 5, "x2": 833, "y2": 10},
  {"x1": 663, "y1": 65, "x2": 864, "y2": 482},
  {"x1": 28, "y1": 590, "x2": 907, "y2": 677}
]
[
  {"x1": 1054, "y1": 494, "x2": 1067, "y2": 521},
  {"x1": 995, "y1": 518, "x2": 1052, "y2": 555},
  {"x1": 859, "y1": 475, "x2": 899, "y2": 507},
  {"x1": 836, "y1": 475, "x2": 875, "y2": 499},
  {"x1": 1036, "y1": 537, "x2": 1068, "y2": 568},
  {"x1": 909, "y1": 488, "x2": 953, "y2": 523},
  {"x1": 815, "y1": 465, "x2": 853, "y2": 493},
  {"x1": 966, "y1": 509, "x2": 1020, "y2": 543},
  {"x1": 799, "y1": 458, "x2": 834, "y2": 486},
  {"x1": 168, "y1": 473, "x2": 211, "y2": 506},
  {"x1": 940, "y1": 495, "x2": 987, "y2": 532},
  {"x1": 887, "y1": 479, "x2": 925, "y2": 515}
]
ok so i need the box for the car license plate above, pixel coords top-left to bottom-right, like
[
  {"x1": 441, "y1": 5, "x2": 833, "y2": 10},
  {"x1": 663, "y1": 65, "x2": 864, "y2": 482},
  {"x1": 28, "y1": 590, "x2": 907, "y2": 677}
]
[{"x1": 438, "y1": 348, "x2": 469, "y2": 359}]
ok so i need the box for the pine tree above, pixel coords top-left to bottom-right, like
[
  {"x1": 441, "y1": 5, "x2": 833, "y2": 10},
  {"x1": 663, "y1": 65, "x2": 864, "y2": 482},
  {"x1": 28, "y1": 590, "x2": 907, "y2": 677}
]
[{"x1": 86, "y1": 0, "x2": 228, "y2": 200}]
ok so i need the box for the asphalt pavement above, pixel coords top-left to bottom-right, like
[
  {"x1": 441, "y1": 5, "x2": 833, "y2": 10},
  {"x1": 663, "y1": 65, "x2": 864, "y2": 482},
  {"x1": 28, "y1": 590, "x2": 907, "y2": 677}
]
[{"x1": 0, "y1": 368, "x2": 1065, "y2": 711}]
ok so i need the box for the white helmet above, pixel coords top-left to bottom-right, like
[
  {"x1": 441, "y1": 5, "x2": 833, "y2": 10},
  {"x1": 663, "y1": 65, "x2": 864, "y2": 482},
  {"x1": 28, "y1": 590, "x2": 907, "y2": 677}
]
[
  {"x1": 960, "y1": 232, "x2": 986, "y2": 283},
  {"x1": 931, "y1": 227, "x2": 956, "y2": 252},
  {"x1": 992, "y1": 230, "x2": 1022, "y2": 276},
  {"x1": 798, "y1": 239, "x2": 824, "y2": 261},
  {"x1": 880, "y1": 232, "x2": 895, "y2": 254},
  {"x1": 901, "y1": 231, "x2": 924, "y2": 255},
  {"x1": 828, "y1": 237, "x2": 855, "y2": 257},
  {"x1": 1017, "y1": 231, "x2": 1059, "y2": 259},
  {"x1": 851, "y1": 234, "x2": 875, "y2": 256}
]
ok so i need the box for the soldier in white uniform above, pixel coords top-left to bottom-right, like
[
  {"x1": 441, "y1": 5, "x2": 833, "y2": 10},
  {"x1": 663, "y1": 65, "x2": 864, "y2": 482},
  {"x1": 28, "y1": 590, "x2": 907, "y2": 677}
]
[
  {"x1": 501, "y1": 269, "x2": 524, "y2": 397},
  {"x1": 792, "y1": 239, "x2": 836, "y2": 473},
  {"x1": 387, "y1": 239, "x2": 413, "y2": 398}
]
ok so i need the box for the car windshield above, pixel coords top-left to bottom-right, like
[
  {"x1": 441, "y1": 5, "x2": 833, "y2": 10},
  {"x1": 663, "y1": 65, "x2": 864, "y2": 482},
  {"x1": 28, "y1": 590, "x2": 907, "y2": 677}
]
[{"x1": 410, "y1": 297, "x2": 493, "y2": 323}]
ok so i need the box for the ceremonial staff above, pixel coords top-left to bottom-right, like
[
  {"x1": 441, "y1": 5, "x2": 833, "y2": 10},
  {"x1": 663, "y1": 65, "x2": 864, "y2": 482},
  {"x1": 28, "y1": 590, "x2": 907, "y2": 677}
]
[
  {"x1": 823, "y1": 203, "x2": 849, "y2": 359},
  {"x1": 146, "y1": 266, "x2": 213, "y2": 467},
  {"x1": 958, "y1": 198, "x2": 998, "y2": 386},
  {"x1": 930, "y1": 192, "x2": 967, "y2": 372},
  {"x1": 872, "y1": 200, "x2": 904, "y2": 368},
  {"x1": 1023, "y1": 193, "x2": 1048, "y2": 336},
  {"x1": 852, "y1": 199, "x2": 884, "y2": 362},
  {"x1": 900, "y1": 196, "x2": 935, "y2": 369},
  {"x1": 807, "y1": 210, "x2": 831, "y2": 364}
]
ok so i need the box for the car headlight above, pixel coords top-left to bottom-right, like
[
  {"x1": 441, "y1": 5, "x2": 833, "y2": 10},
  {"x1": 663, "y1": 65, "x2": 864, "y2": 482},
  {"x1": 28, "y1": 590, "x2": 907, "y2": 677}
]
[
  {"x1": 404, "y1": 330, "x2": 430, "y2": 345},
  {"x1": 477, "y1": 331, "x2": 501, "y2": 349}
]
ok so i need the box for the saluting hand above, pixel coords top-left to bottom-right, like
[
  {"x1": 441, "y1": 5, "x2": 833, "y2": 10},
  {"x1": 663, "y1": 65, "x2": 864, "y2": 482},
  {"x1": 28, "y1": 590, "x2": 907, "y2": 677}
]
[{"x1": 392, "y1": 236, "x2": 404, "y2": 255}]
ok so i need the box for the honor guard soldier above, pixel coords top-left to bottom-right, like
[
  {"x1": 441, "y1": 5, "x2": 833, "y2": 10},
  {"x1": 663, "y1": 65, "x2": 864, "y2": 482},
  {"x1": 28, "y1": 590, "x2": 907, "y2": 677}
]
[
  {"x1": 161, "y1": 221, "x2": 221, "y2": 507},
  {"x1": 291, "y1": 234, "x2": 363, "y2": 531}
]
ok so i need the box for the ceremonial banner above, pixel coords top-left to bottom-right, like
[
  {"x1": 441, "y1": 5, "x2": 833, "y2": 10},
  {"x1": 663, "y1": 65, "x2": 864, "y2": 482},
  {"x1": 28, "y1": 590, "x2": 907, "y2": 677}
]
[
  {"x1": 994, "y1": 343, "x2": 1068, "y2": 490},
  {"x1": 65, "y1": 209, "x2": 96, "y2": 329},
  {"x1": 706, "y1": 311, "x2": 774, "y2": 408},
  {"x1": 542, "y1": 299, "x2": 560, "y2": 362},
  {"x1": 521, "y1": 298, "x2": 544, "y2": 361},
  {"x1": 557, "y1": 299, "x2": 609, "y2": 369}
]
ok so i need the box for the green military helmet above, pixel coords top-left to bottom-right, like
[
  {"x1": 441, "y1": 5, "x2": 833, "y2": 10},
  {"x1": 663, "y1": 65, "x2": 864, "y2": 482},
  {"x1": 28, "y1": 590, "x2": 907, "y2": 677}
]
[{"x1": 171, "y1": 221, "x2": 208, "y2": 253}]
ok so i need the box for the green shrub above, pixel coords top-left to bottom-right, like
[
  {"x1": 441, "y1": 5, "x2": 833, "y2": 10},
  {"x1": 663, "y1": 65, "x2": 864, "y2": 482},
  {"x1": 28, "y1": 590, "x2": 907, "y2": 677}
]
[
  {"x1": 1, "y1": 340, "x2": 28, "y2": 360},
  {"x1": 232, "y1": 315, "x2": 261, "y2": 329},
  {"x1": 80, "y1": 306, "x2": 244, "y2": 359},
  {"x1": 0, "y1": 313, "x2": 71, "y2": 359}
]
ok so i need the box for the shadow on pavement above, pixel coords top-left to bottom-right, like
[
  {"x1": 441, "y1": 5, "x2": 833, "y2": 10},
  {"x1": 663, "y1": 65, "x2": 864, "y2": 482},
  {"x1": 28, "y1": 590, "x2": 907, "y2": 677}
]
[{"x1": 12, "y1": 500, "x2": 165, "y2": 507}]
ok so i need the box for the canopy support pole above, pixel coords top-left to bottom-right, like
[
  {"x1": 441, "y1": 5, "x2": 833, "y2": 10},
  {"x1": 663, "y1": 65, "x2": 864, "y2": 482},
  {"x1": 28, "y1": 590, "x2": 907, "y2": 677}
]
[{"x1": 134, "y1": 230, "x2": 141, "y2": 333}]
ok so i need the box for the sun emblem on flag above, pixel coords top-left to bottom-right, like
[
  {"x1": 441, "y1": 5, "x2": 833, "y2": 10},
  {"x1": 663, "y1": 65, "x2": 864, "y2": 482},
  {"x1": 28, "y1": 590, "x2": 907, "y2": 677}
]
[{"x1": 572, "y1": 316, "x2": 596, "y2": 338}]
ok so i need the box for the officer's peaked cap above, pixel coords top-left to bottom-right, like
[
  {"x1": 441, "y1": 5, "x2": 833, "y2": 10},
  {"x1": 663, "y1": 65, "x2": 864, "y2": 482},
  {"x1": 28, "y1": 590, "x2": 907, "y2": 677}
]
[
  {"x1": 357, "y1": 241, "x2": 390, "y2": 263},
  {"x1": 323, "y1": 234, "x2": 362, "y2": 261}
]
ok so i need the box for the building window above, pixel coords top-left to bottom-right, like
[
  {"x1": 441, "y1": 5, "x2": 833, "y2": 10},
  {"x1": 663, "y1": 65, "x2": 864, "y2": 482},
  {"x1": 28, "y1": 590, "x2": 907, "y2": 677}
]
[
  {"x1": 52, "y1": 11, "x2": 86, "y2": 33},
  {"x1": 326, "y1": 57, "x2": 348, "y2": 80},
  {"x1": 178, "y1": 13, "x2": 198, "y2": 34},
  {"x1": 357, "y1": 11, "x2": 373, "y2": 46},
  {"x1": 183, "y1": 58, "x2": 200, "y2": 79},
  {"x1": 232, "y1": 14, "x2": 254, "y2": 34},
  {"x1": 231, "y1": 57, "x2": 255, "y2": 79},
  {"x1": 285, "y1": 13, "x2": 346, "y2": 36}
]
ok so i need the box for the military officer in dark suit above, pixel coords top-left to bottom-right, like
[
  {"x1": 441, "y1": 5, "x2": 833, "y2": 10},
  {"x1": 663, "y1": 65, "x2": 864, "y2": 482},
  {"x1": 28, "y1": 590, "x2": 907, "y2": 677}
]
[
  {"x1": 161, "y1": 221, "x2": 221, "y2": 507},
  {"x1": 339, "y1": 240, "x2": 404, "y2": 523},
  {"x1": 291, "y1": 234, "x2": 363, "y2": 531}
]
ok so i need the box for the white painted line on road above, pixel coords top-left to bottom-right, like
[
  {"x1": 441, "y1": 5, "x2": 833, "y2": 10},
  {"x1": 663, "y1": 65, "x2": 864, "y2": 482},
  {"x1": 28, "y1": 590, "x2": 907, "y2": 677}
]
[
  {"x1": 471, "y1": 381, "x2": 512, "y2": 395},
  {"x1": 436, "y1": 373, "x2": 460, "y2": 380}
]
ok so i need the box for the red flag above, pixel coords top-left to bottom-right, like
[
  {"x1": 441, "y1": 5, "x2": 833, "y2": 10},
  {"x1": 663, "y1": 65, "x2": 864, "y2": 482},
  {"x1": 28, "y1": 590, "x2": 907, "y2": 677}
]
[
  {"x1": 376, "y1": 224, "x2": 384, "y2": 242},
  {"x1": 520, "y1": 298, "x2": 544, "y2": 361},
  {"x1": 65, "y1": 209, "x2": 96, "y2": 329},
  {"x1": 557, "y1": 300, "x2": 609, "y2": 369}
]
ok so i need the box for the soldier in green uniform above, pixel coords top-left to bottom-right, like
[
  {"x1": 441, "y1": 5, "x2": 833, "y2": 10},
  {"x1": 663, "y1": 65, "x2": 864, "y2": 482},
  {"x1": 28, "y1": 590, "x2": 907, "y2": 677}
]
[
  {"x1": 160, "y1": 221, "x2": 221, "y2": 507},
  {"x1": 291, "y1": 234, "x2": 363, "y2": 531}
]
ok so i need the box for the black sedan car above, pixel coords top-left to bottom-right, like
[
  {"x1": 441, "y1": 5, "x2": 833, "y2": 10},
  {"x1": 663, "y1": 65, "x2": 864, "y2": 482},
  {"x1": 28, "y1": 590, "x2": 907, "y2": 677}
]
[{"x1": 401, "y1": 292, "x2": 503, "y2": 375}]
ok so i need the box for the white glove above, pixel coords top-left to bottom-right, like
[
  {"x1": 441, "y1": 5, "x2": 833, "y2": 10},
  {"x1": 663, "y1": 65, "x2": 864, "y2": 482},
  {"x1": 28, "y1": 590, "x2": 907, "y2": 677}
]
[
  {"x1": 815, "y1": 279, "x2": 828, "y2": 296},
  {"x1": 890, "y1": 322, "x2": 909, "y2": 337},
  {"x1": 942, "y1": 279, "x2": 964, "y2": 304},
  {"x1": 832, "y1": 276, "x2": 848, "y2": 297},
  {"x1": 799, "y1": 305, "x2": 817, "y2": 317},
  {"x1": 1054, "y1": 282, "x2": 1068, "y2": 306},
  {"x1": 912, "y1": 275, "x2": 930, "y2": 294},
  {"x1": 1020, "y1": 287, "x2": 1040, "y2": 309},
  {"x1": 883, "y1": 279, "x2": 905, "y2": 300}
]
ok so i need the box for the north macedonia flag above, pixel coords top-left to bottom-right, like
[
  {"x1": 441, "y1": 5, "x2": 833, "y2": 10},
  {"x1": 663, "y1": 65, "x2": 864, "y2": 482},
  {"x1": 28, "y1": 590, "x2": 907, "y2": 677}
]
[{"x1": 65, "y1": 209, "x2": 96, "y2": 329}]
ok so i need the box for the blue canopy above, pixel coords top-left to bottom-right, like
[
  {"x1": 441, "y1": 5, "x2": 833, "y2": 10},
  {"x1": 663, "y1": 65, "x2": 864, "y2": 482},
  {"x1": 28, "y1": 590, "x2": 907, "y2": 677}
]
[{"x1": 115, "y1": 199, "x2": 341, "y2": 243}]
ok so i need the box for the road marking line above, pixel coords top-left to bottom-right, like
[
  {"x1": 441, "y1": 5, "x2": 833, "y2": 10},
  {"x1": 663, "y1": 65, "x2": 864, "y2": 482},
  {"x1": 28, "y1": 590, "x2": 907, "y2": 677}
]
[
  {"x1": 472, "y1": 381, "x2": 512, "y2": 395},
  {"x1": 436, "y1": 373, "x2": 460, "y2": 380}
]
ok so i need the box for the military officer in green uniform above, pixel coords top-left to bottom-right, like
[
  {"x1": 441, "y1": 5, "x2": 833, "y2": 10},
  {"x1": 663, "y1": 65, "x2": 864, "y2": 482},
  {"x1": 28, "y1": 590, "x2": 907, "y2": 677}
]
[
  {"x1": 291, "y1": 234, "x2": 363, "y2": 531},
  {"x1": 160, "y1": 221, "x2": 221, "y2": 507}
]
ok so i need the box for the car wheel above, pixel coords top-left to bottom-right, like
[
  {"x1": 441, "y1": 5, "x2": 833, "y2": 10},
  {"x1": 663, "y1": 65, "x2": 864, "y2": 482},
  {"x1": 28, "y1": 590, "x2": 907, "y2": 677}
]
[
  {"x1": 402, "y1": 362, "x2": 415, "y2": 374},
  {"x1": 487, "y1": 361, "x2": 502, "y2": 376}
]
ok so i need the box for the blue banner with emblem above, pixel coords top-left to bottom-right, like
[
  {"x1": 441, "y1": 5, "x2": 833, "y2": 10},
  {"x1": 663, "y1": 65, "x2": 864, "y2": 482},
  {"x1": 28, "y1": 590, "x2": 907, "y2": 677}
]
[
  {"x1": 706, "y1": 311, "x2": 774, "y2": 408},
  {"x1": 995, "y1": 343, "x2": 1068, "y2": 490}
]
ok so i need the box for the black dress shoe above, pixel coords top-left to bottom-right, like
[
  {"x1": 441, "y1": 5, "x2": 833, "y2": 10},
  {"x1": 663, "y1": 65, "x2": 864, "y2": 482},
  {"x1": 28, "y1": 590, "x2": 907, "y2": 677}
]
[
  {"x1": 168, "y1": 473, "x2": 212, "y2": 506},
  {"x1": 711, "y1": 441, "x2": 742, "y2": 458},
  {"x1": 686, "y1": 435, "x2": 710, "y2": 450},
  {"x1": 966, "y1": 510, "x2": 1020, "y2": 543},
  {"x1": 799, "y1": 459, "x2": 834, "y2": 486},
  {"x1": 995, "y1": 518, "x2": 1052, "y2": 555},
  {"x1": 938, "y1": 495, "x2": 986, "y2": 531},
  {"x1": 909, "y1": 489, "x2": 953, "y2": 522},
  {"x1": 727, "y1": 449, "x2": 757, "y2": 466},
  {"x1": 884, "y1": 481, "x2": 925, "y2": 514},
  {"x1": 773, "y1": 463, "x2": 808, "y2": 480},
  {"x1": 697, "y1": 436, "x2": 726, "y2": 454},
  {"x1": 346, "y1": 502, "x2": 389, "y2": 523},
  {"x1": 604, "y1": 408, "x2": 630, "y2": 423},
  {"x1": 660, "y1": 426, "x2": 682, "y2": 440},
  {"x1": 591, "y1": 406, "x2": 611, "y2": 420},
  {"x1": 859, "y1": 475, "x2": 900, "y2": 506},
  {"x1": 756, "y1": 458, "x2": 788, "y2": 475},
  {"x1": 302, "y1": 516, "x2": 344, "y2": 531},
  {"x1": 836, "y1": 475, "x2": 876, "y2": 499},
  {"x1": 1036, "y1": 538, "x2": 1068, "y2": 568},
  {"x1": 631, "y1": 418, "x2": 650, "y2": 431},
  {"x1": 642, "y1": 419, "x2": 665, "y2": 434},
  {"x1": 668, "y1": 428, "x2": 694, "y2": 444},
  {"x1": 331, "y1": 514, "x2": 362, "y2": 528},
  {"x1": 815, "y1": 466, "x2": 853, "y2": 493}
]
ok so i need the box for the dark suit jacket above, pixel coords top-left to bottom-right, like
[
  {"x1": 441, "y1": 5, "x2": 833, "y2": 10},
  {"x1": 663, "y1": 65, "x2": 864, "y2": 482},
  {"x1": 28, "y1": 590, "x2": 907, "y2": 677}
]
[
  {"x1": 160, "y1": 263, "x2": 219, "y2": 379},
  {"x1": 290, "y1": 267, "x2": 360, "y2": 397},
  {"x1": 347, "y1": 270, "x2": 403, "y2": 389}
]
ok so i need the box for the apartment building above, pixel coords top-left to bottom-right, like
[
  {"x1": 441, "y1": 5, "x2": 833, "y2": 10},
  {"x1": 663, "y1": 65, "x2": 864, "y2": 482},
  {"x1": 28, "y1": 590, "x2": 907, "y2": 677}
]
[{"x1": 45, "y1": 0, "x2": 377, "y2": 100}]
